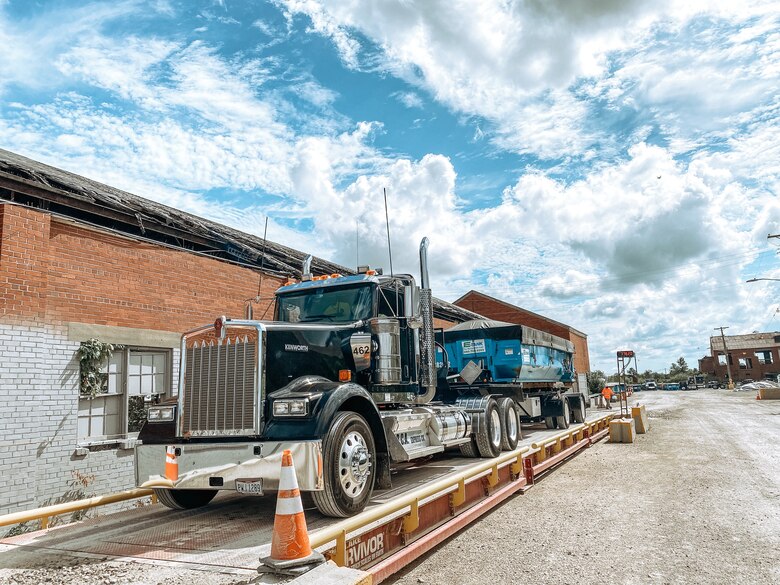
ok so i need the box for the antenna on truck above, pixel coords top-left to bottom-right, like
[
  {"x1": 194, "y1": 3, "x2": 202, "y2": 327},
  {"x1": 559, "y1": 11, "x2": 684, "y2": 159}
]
[
  {"x1": 247, "y1": 217, "x2": 273, "y2": 320},
  {"x1": 383, "y1": 187, "x2": 394, "y2": 278}
]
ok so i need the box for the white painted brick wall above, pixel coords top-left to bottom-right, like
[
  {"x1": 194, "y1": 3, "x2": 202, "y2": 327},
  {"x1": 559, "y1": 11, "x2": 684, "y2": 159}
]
[{"x1": 0, "y1": 323, "x2": 180, "y2": 523}]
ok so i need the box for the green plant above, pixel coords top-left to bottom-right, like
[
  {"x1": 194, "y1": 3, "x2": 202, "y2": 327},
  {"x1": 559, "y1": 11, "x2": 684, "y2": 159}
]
[{"x1": 78, "y1": 338, "x2": 114, "y2": 396}]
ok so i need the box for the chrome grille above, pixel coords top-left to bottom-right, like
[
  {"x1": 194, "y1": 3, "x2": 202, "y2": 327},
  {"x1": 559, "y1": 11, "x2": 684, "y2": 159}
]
[{"x1": 182, "y1": 335, "x2": 257, "y2": 436}]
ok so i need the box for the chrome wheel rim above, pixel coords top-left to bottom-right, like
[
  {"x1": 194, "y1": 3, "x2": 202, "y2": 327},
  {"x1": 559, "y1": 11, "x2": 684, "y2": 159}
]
[
  {"x1": 490, "y1": 407, "x2": 502, "y2": 447},
  {"x1": 506, "y1": 406, "x2": 518, "y2": 443},
  {"x1": 339, "y1": 430, "x2": 371, "y2": 498}
]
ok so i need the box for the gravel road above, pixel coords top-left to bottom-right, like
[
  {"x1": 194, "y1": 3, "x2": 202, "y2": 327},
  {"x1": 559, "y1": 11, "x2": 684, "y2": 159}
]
[{"x1": 387, "y1": 390, "x2": 780, "y2": 585}]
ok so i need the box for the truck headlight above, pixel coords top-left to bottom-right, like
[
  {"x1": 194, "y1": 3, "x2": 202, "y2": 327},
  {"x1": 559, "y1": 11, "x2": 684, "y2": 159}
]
[
  {"x1": 273, "y1": 398, "x2": 309, "y2": 417},
  {"x1": 147, "y1": 405, "x2": 176, "y2": 422}
]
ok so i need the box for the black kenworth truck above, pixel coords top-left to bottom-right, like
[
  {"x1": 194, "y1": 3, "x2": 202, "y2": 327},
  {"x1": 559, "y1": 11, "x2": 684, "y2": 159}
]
[{"x1": 136, "y1": 238, "x2": 585, "y2": 517}]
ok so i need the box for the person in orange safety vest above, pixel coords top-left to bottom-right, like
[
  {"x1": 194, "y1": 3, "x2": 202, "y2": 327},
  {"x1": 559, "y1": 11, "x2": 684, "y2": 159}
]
[{"x1": 601, "y1": 385, "x2": 613, "y2": 409}]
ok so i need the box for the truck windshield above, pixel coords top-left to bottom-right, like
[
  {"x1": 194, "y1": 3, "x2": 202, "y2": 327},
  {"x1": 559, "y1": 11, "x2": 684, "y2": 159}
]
[{"x1": 276, "y1": 285, "x2": 374, "y2": 323}]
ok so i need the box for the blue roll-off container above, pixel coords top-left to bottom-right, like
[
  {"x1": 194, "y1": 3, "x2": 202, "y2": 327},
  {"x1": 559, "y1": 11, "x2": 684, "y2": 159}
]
[{"x1": 440, "y1": 319, "x2": 575, "y2": 384}]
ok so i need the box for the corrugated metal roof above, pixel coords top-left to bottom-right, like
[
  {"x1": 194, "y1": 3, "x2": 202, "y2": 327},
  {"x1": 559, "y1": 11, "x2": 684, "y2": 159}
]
[
  {"x1": 0, "y1": 148, "x2": 482, "y2": 324},
  {"x1": 710, "y1": 332, "x2": 780, "y2": 352}
]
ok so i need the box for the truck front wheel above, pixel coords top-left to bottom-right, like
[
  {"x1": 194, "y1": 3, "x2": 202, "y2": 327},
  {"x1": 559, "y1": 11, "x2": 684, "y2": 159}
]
[
  {"x1": 313, "y1": 411, "x2": 376, "y2": 518},
  {"x1": 154, "y1": 488, "x2": 216, "y2": 510}
]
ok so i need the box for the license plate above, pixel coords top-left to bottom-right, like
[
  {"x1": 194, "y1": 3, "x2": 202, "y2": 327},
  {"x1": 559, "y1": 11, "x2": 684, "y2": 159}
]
[{"x1": 236, "y1": 479, "x2": 264, "y2": 495}]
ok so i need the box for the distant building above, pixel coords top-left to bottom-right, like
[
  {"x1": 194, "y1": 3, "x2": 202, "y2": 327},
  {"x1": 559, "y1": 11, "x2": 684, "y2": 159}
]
[
  {"x1": 698, "y1": 355, "x2": 715, "y2": 376},
  {"x1": 704, "y1": 332, "x2": 780, "y2": 383},
  {"x1": 453, "y1": 290, "x2": 590, "y2": 375}
]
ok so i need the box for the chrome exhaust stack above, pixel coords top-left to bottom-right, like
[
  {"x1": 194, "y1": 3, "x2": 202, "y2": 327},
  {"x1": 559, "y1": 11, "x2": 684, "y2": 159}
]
[
  {"x1": 301, "y1": 254, "x2": 313, "y2": 281},
  {"x1": 415, "y1": 237, "x2": 436, "y2": 404}
]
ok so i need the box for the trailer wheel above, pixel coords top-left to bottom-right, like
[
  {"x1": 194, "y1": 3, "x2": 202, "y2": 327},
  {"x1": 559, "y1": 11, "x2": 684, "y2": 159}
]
[
  {"x1": 498, "y1": 398, "x2": 521, "y2": 451},
  {"x1": 556, "y1": 399, "x2": 571, "y2": 429},
  {"x1": 572, "y1": 396, "x2": 586, "y2": 423},
  {"x1": 154, "y1": 488, "x2": 216, "y2": 510},
  {"x1": 544, "y1": 416, "x2": 556, "y2": 429},
  {"x1": 313, "y1": 411, "x2": 376, "y2": 518},
  {"x1": 474, "y1": 398, "x2": 502, "y2": 458}
]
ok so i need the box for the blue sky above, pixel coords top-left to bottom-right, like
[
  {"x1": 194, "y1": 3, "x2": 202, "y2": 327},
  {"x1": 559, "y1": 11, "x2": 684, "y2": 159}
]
[{"x1": 1, "y1": 0, "x2": 779, "y2": 373}]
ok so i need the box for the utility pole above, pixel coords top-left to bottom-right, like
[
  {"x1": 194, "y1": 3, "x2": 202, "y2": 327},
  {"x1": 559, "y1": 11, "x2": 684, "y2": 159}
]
[{"x1": 714, "y1": 326, "x2": 734, "y2": 390}]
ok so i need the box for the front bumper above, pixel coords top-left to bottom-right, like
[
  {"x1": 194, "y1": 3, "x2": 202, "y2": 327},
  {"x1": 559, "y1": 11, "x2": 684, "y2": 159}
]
[{"x1": 135, "y1": 440, "x2": 323, "y2": 492}]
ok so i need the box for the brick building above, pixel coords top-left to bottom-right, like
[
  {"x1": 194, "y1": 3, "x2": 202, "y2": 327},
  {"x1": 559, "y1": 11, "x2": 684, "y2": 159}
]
[
  {"x1": 700, "y1": 332, "x2": 780, "y2": 383},
  {"x1": 0, "y1": 149, "x2": 477, "y2": 518},
  {"x1": 452, "y1": 290, "x2": 591, "y2": 376}
]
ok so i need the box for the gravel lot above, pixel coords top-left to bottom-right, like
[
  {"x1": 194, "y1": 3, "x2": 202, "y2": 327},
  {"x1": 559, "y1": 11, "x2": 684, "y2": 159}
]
[{"x1": 387, "y1": 390, "x2": 780, "y2": 585}]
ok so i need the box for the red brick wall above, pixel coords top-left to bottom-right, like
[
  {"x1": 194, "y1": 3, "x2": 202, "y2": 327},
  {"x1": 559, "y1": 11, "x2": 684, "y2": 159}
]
[
  {"x1": 0, "y1": 205, "x2": 51, "y2": 319},
  {"x1": 710, "y1": 348, "x2": 780, "y2": 383},
  {"x1": 0, "y1": 204, "x2": 283, "y2": 331},
  {"x1": 454, "y1": 292, "x2": 591, "y2": 374}
]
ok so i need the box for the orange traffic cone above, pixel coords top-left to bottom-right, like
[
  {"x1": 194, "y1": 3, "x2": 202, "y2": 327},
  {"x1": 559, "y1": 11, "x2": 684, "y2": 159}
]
[
  {"x1": 259, "y1": 449, "x2": 324, "y2": 575},
  {"x1": 165, "y1": 446, "x2": 178, "y2": 481}
]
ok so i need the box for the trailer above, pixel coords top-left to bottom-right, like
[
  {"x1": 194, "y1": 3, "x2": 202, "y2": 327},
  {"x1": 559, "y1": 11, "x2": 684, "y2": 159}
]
[
  {"x1": 135, "y1": 238, "x2": 585, "y2": 518},
  {"x1": 437, "y1": 319, "x2": 586, "y2": 429}
]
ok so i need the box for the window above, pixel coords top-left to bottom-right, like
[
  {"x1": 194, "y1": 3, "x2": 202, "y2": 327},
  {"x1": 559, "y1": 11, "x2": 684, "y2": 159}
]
[
  {"x1": 378, "y1": 285, "x2": 405, "y2": 317},
  {"x1": 717, "y1": 354, "x2": 729, "y2": 366},
  {"x1": 78, "y1": 347, "x2": 171, "y2": 445},
  {"x1": 738, "y1": 357, "x2": 753, "y2": 370},
  {"x1": 276, "y1": 285, "x2": 374, "y2": 323},
  {"x1": 754, "y1": 350, "x2": 773, "y2": 365}
]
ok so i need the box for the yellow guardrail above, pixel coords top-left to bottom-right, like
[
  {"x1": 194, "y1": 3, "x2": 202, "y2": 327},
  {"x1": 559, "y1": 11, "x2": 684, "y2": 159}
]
[
  {"x1": 309, "y1": 445, "x2": 530, "y2": 565},
  {"x1": 0, "y1": 488, "x2": 155, "y2": 530},
  {"x1": 309, "y1": 412, "x2": 614, "y2": 566}
]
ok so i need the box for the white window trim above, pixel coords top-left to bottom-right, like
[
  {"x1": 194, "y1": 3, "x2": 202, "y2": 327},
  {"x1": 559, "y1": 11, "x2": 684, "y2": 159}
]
[{"x1": 78, "y1": 346, "x2": 172, "y2": 448}]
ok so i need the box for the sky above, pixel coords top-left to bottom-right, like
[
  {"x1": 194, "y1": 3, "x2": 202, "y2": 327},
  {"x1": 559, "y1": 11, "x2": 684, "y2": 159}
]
[{"x1": 1, "y1": 0, "x2": 778, "y2": 373}]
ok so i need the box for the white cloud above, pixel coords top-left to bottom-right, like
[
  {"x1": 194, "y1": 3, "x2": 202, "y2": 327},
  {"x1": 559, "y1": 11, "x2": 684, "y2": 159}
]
[
  {"x1": 1, "y1": 0, "x2": 778, "y2": 373},
  {"x1": 392, "y1": 91, "x2": 423, "y2": 109},
  {"x1": 276, "y1": 0, "x2": 778, "y2": 162},
  {"x1": 0, "y1": 1, "x2": 148, "y2": 96}
]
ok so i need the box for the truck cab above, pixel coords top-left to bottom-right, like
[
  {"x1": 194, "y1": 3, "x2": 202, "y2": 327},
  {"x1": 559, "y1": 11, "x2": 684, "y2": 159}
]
[{"x1": 136, "y1": 239, "x2": 476, "y2": 518}]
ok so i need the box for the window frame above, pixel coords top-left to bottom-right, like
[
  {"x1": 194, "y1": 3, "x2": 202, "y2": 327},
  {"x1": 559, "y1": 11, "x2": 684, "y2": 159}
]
[
  {"x1": 754, "y1": 349, "x2": 773, "y2": 365},
  {"x1": 77, "y1": 346, "x2": 172, "y2": 447}
]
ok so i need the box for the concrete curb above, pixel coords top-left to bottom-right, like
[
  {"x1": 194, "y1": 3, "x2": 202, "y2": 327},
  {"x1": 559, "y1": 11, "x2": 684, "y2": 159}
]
[{"x1": 289, "y1": 561, "x2": 372, "y2": 585}]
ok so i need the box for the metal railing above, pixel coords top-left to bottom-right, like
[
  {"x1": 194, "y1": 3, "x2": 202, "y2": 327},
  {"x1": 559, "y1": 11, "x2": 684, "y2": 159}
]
[{"x1": 0, "y1": 488, "x2": 154, "y2": 531}]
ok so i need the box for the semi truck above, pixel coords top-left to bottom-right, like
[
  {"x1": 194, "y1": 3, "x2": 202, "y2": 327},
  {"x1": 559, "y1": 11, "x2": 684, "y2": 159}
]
[{"x1": 135, "y1": 238, "x2": 586, "y2": 517}]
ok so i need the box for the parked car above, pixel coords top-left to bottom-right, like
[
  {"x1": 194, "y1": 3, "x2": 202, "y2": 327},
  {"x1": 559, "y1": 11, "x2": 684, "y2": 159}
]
[
  {"x1": 665, "y1": 382, "x2": 681, "y2": 391},
  {"x1": 707, "y1": 381, "x2": 719, "y2": 388},
  {"x1": 644, "y1": 380, "x2": 658, "y2": 391},
  {"x1": 680, "y1": 381, "x2": 689, "y2": 390}
]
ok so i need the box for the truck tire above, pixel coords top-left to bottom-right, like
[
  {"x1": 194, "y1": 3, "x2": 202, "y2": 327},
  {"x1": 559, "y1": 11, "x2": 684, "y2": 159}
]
[
  {"x1": 154, "y1": 488, "x2": 216, "y2": 510},
  {"x1": 498, "y1": 398, "x2": 521, "y2": 451},
  {"x1": 459, "y1": 438, "x2": 480, "y2": 458},
  {"x1": 556, "y1": 399, "x2": 571, "y2": 429},
  {"x1": 474, "y1": 398, "x2": 502, "y2": 458},
  {"x1": 544, "y1": 416, "x2": 556, "y2": 429},
  {"x1": 313, "y1": 411, "x2": 376, "y2": 518},
  {"x1": 572, "y1": 396, "x2": 586, "y2": 423}
]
